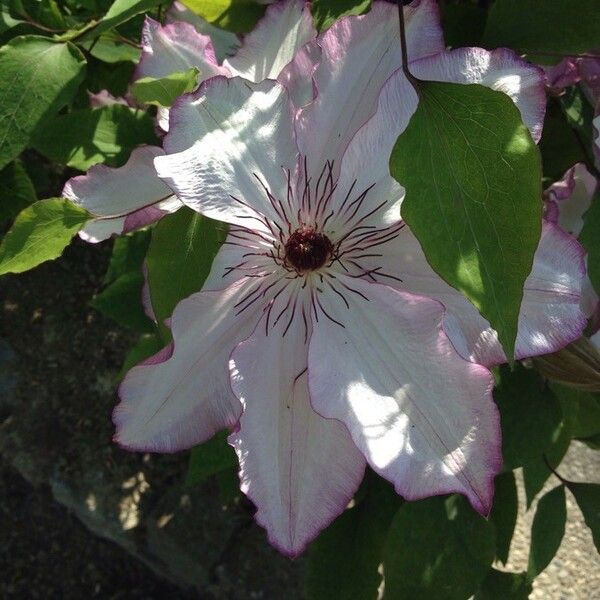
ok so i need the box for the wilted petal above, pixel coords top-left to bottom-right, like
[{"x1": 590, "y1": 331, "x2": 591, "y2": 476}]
[
  {"x1": 308, "y1": 277, "x2": 500, "y2": 515},
  {"x1": 230, "y1": 312, "x2": 365, "y2": 556},
  {"x1": 115, "y1": 277, "x2": 262, "y2": 452},
  {"x1": 224, "y1": 0, "x2": 316, "y2": 84},
  {"x1": 411, "y1": 47, "x2": 546, "y2": 142},
  {"x1": 296, "y1": 0, "x2": 443, "y2": 174},
  {"x1": 366, "y1": 223, "x2": 586, "y2": 365},
  {"x1": 156, "y1": 78, "x2": 297, "y2": 228},
  {"x1": 545, "y1": 163, "x2": 597, "y2": 236},
  {"x1": 166, "y1": 0, "x2": 241, "y2": 62},
  {"x1": 63, "y1": 146, "x2": 181, "y2": 242}
]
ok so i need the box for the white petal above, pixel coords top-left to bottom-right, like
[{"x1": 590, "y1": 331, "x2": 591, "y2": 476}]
[
  {"x1": 296, "y1": 0, "x2": 443, "y2": 173},
  {"x1": 308, "y1": 276, "x2": 500, "y2": 515},
  {"x1": 156, "y1": 77, "x2": 298, "y2": 229},
  {"x1": 230, "y1": 310, "x2": 365, "y2": 556},
  {"x1": 224, "y1": 0, "x2": 316, "y2": 83},
  {"x1": 114, "y1": 278, "x2": 262, "y2": 452}
]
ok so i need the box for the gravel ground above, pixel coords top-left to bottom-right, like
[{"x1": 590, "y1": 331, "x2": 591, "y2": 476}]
[{"x1": 506, "y1": 441, "x2": 600, "y2": 600}]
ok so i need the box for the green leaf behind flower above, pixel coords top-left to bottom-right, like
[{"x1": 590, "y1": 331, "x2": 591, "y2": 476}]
[
  {"x1": 390, "y1": 81, "x2": 542, "y2": 359},
  {"x1": 0, "y1": 198, "x2": 90, "y2": 275},
  {"x1": 180, "y1": 0, "x2": 266, "y2": 33},
  {"x1": 131, "y1": 68, "x2": 199, "y2": 107}
]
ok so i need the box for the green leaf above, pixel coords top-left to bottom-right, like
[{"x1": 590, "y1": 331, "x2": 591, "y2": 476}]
[
  {"x1": 490, "y1": 471, "x2": 518, "y2": 564},
  {"x1": 179, "y1": 0, "x2": 266, "y2": 33},
  {"x1": 440, "y1": 3, "x2": 486, "y2": 48},
  {"x1": 539, "y1": 101, "x2": 587, "y2": 183},
  {"x1": 80, "y1": 33, "x2": 141, "y2": 63},
  {"x1": 580, "y1": 189, "x2": 600, "y2": 294},
  {"x1": 390, "y1": 81, "x2": 542, "y2": 358},
  {"x1": 483, "y1": 0, "x2": 600, "y2": 65},
  {"x1": 104, "y1": 230, "x2": 151, "y2": 284},
  {"x1": 145, "y1": 207, "x2": 226, "y2": 340},
  {"x1": 311, "y1": 0, "x2": 371, "y2": 31},
  {"x1": 185, "y1": 430, "x2": 238, "y2": 487},
  {"x1": 474, "y1": 569, "x2": 532, "y2": 600},
  {"x1": 0, "y1": 198, "x2": 90, "y2": 275},
  {"x1": 76, "y1": 0, "x2": 162, "y2": 40},
  {"x1": 495, "y1": 365, "x2": 563, "y2": 470},
  {"x1": 0, "y1": 36, "x2": 86, "y2": 170},
  {"x1": 90, "y1": 270, "x2": 154, "y2": 332},
  {"x1": 568, "y1": 482, "x2": 600, "y2": 553},
  {"x1": 131, "y1": 68, "x2": 199, "y2": 107},
  {"x1": 0, "y1": 159, "x2": 37, "y2": 223},
  {"x1": 118, "y1": 332, "x2": 164, "y2": 380},
  {"x1": 384, "y1": 495, "x2": 496, "y2": 600},
  {"x1": 551, "y1": 384, "x2": 600, "y2": 440},
  {"x1": 527, "y1": 485, "x2": 566, "y2": 579},
  {"x1": 31, "y1": 104, "x2": 158, "y2": 171},
  {"x1": 306, "y1": 474, "x2": 400, "y2": 600}
]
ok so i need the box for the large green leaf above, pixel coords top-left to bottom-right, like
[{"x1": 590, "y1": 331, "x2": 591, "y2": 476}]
[
  {"x1": 384, "y1": 495, "x2": 496, "y2": 600},
  {"x1": 0, "y1": 198, "x2": 90, "y2": 275},
  {"x1": 180, "y1": 0, "x2": 266, "y2": 33},
  {"x1": 494, "y1": 365, "x2": 563, "y2": 470},
  {"x1": 567, "y1": 482, "x2": 600, "y2": 553},
  {"x1": 104, "y1": 230, "x2": 151, "y2": 285},
  {"x1": 145, "y1": 207, "x2": 226, "y2": 340},
  {"x1": 311, "y1": 0, "x2": 371, "y2": 31},
  {"x1": 483, "y1": 0, "x2": 600, "y2": 65},
  {"x1": 118, "y1": 332, "x2": 164, "y2": 380},
  {"x1": 0, "y1": 36, "x2": 86, "y2": 170},
  {"x1": 0, "y1": 159, "x2": 37, "y2": 223},
  {"x1": 474, "y1": 569, "x2": 532, "y2": 600},
  {"x1": 131, "y1": 68, "x2": 199, "y2": 107},
  {"x1": 31, "y1": 104, "x2": 158, "y2": 171},
  {"x1": 306, "y1": 474, "x2": 400, "y2": 600},
  {"x1": 390, "y1": 81, "x2": 542, "y2": 358},
  {"x1": 580, "y1": 189, "x2": 600, "y2": 294},
  {"x1": 490, "y1": 471, "x2": 518, "y2": 564},
  {"x1": 527, "y1": 485, "x2": 566, "y2": 579}
]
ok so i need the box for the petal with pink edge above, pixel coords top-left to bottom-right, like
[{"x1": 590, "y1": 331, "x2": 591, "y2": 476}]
[
  {"x1": 114, "y1": 277, "x2": 262, "y2": 452},
  {"x1": 134, "y1": 17, "x2": 228, "y2": 84},
  {"x1": 411, "y1": 47, "x2": 546, "y2": 142},
  {"x1": 155, "y1": 78, "x2": 298, "y2": 229},
  {"x1": 224, "y1": 0, "x2": 316, "y2": 84},
  {"x1": 62, "y1": 146, "x2": 181, "y2": 243},
  {"x1": 296, "y1": 0, "x2": 443, "y2": 174},
  {"x1": 308, "y1": 276, "x2": 500, "y2": 515},
  {"x1": 229, "y1": 311, "x2": 366, "y2": 556},
  {"x1": 166, "y1": 1, "x2": 241, "y2": 62},
  {"x1": 363, "y1": 222, "x2": 586, "y2": 366}
]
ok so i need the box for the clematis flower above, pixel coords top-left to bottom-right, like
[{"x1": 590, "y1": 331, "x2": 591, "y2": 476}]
[
  {"x1": 63, "y1": 0, "x2": 317, "y2": 242},
  {"x1": 114, "y1": 0, "x2": 587, "y2": 555}
]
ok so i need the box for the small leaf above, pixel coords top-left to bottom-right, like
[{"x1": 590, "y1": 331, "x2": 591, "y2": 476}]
[
  {"x1": 90, "y1": 271, "x2": 154, "y2": 332},
  {"x1": 568, "y1": 482, "x2": 600, "y2": 553},
  {"x1": 474, "y1": 569, "x2": 532, "y2": 600},
  {"x1": 104, "y1": 230, "x2": 151, "y2": 284},
  {"x1": 311, "y1": 0, "x2": 371, "y2": 31},
  {"x1": 145, "y1": 207, "x2": 226, "y2": 340},
  {"x1": 179, "y1": 0, "x2": 266, "y2": 33},
  {"x1": 384, "y1": 495, "x2": 496, "y2": 600},
  {"x1": 0, "y1": 198, "x2": 90, "y2": 275},
  {"x1": 490, "y1": 471, "x2": 518, "y2": 564},
  {"x1": 0, "y1": 36, "x2": 86, "y2": 170},
  {"x1": 185, "y1": 431, "x2": 238, "y2": 487},
  {"x1": 306, "y1": 473, "x2": 400, "y2": 600},
  {"x1": 31, "y1": 104, "x2": 158, "y2": 171},
  {"x1": 495, "y1": 365, "x2": 563, "y2": 470},
  {"x1": 390, "y1": 81, "x2": 542, "y2": 358},
  {"x1": 528, "y1": 485, "x2": 566, "y2": 579},
  {"x1": 0, "y1": 160, "x2": 37, "y2": 223},
  {"x1": 483, "y1": 0, "x2": 600, "y2": 65},
  {"x1": 131, "y1": 68, "x2": 199, "y2": 107}
]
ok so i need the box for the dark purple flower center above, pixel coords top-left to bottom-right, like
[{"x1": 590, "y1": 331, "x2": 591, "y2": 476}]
[{"x1": 284, "y1": 226, "x2": 333, "y2": 272}]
